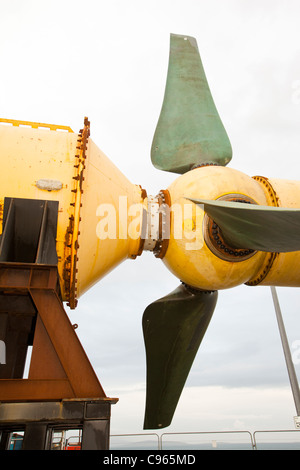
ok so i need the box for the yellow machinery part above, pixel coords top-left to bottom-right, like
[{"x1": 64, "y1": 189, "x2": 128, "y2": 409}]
[
  {"x1": 2, "y1": 118, "x2": 300, "y2": 306},
  {"x1": 163, "y1": 166, "x2": 269, "y2": 291},
  {"x1": 0, "y1": 118, "x2": 144, "y2": 308},
  {"x1": 247, "y1": 176, "x2": 300, "y2": 287},
  {"x1": 0, "y1": 119, "x2": 78, "y2": 303}
]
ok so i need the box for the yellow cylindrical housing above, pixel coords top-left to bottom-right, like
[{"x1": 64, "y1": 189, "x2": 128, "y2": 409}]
[
  {"x1": 2, "y1": 118, "x2": 300, "y2": 305},
  {"x1": 162, "y1": 166, "x2": 269, "y2": 291},
  {"x1": 0, "y1": 118, "x2": 144, "y2": 307}
]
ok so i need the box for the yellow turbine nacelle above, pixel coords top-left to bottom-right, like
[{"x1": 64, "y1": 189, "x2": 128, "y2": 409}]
[
  {"x1": 1, "y1": 118, "x2": 300, "y2": 310},
  {"x1": 164, "y1": 165, "x2": 300, "y2": 290},
  {"x1": 0, "y1": 118, "x2": 145, "y2": 308}
]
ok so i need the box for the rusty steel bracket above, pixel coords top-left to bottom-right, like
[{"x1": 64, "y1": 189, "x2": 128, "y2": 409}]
[
  {"x1": 0, "y1": 263, "x2": 117, "y2": 404},
  {"x1": 0, "y1": 184, "x2": 118, "y2": 449}
]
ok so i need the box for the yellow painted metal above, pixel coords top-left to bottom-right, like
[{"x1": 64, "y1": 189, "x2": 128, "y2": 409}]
[
  {"x1": 0, "y1": 117, "x2": 73, "y2": 133},
  {"x1": 0, "y1": 120, "x2": 78, "y2": 302},
  {"x1": 75, "y1": 137, "x2": 144, "y2": 300},
  {"x1": 248, "y1": 176, "x2": 300, "y2": 286},
  {"x1": 0, "y1": 118, "x2": 144, "y2": 308},
  {"x1": 2, "y1": 116, "x2": 300, "y2": 306},
  {"x1": 163, "y1": 166, "x2": 269, "y2": 291}
]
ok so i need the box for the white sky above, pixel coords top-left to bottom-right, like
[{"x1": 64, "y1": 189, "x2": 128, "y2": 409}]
[{"x1": 2, "y1": 0, "x2": 300, "y2": 440}]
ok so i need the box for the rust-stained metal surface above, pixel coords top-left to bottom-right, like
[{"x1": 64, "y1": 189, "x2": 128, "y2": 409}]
[
  {"x1": 0, "y1": 294, "x2": 36, "y2": 379},
  {"x1": 246, "y1": 175, "x2": 280, "y2": 286},
  {"x1": 0, "y1": 263, "x2": 115, "y2": 402},
  {"x1": 63, "y1": 117, "x2": 90, "y2": 309}
]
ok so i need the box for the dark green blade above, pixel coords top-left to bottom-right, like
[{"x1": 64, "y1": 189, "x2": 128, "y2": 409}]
[
  {"x1": 142, "y1": 284, "x2": 218, "y2": 429},
  {"x1": 189, "y1": 197, "x2": 300, "y2": 252},
  {"x1": 151, "y1": 33, "x2": 232, "y2": 174}
]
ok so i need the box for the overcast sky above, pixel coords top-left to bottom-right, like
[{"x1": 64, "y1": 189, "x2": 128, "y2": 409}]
[{"x1": 2, "y1": 0, "x2": 300, "y2": 440}]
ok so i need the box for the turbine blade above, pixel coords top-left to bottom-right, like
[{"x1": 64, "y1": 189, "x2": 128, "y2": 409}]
[
  {"x1": 143, "y1": 283, "x2": 218, "y2": 429},
  {"x1": 190, "y1": 197, "x2": 300, "y2": 252},
  {"x1": 151, "y1": 34, "x2": 232, "y2": 174}
]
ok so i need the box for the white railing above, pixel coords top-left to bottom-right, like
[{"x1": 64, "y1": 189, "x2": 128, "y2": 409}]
[
  {"x1": 110, "y1": 429, "x2": 300, "y2": 450},
  {"x1": 7, "y1": 428, "x2": 300, "y2": 450}
]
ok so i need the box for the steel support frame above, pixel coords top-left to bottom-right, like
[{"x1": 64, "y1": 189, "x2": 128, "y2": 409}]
[{"x1": 0, "y1": 262, "x2": 117, "y2": 450}]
